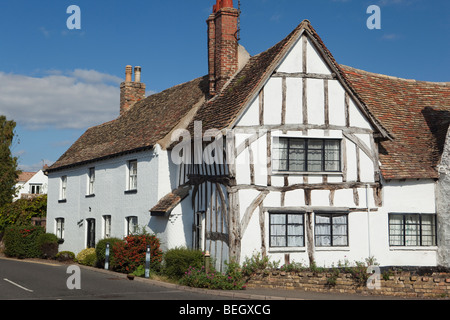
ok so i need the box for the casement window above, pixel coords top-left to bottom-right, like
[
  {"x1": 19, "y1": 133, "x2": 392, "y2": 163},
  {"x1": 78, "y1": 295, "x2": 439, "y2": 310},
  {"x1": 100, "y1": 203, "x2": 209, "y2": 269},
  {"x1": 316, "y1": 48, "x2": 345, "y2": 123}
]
[
  {"x1": 60, "y1": 176, "x2": 67, "y2": 201},
  {"x1": 56, "y1": 218, "x2": 65, "y2": 240},
  {"x1": 389, "y1": 213, "x2": 437, "y2": 247},
  {"x1": 315, "y1": 213, "x2": 349, "y2": 247},
  {"x1": 128, "y1": 160, "x2": 138, "y2": 191},
  {"x1": 273, "y1": 138, "x2": 341, "y2": 173},
  {"x1": 30, "y1": 184, "x2": 42, "y2": 194},
  {"x1": 269, "y1": 213, "x2": 305, "y2": 248},
  {"x1": 87, "y1": 167, "x2": 95, "y2": 195},
  {"x1": 126, "y1": 216, "x2": 138, "y2": 236},
  {"x1": 103, "y1": 215, "x2": 111, "y2": 239}
]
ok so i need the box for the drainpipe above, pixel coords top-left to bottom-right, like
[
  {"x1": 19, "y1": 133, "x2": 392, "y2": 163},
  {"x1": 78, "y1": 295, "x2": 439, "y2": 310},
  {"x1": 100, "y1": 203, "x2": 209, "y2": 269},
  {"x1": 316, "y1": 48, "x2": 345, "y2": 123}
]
[{"x1": 366, "y1": 184, "x2": 372, "y2": 259}]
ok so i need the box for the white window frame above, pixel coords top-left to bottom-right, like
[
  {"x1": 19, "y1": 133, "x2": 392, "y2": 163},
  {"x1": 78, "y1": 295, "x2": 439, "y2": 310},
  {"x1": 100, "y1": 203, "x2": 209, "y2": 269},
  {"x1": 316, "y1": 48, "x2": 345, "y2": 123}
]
[
  {"x1": 29, "y1": 184, "x2": 42, "y2": 195},
  {"x1": 126, "y1": 216, "x2": 138, "y2": 236},
  {"x1": 60, "y1": 176, "x2": 67, "y2": 200},
  {"x1": 56, "y1": 218, "x2": 65, "y2": 240},
  {"x1": 127, "y1": 160, "x2": 138, "y2": 191},
  {"x1": 103, "y1": 215, "x2": 111, "y2": 239},
  {"x1": 87, "y1": 167, "x2": 95, "y2": 195}
]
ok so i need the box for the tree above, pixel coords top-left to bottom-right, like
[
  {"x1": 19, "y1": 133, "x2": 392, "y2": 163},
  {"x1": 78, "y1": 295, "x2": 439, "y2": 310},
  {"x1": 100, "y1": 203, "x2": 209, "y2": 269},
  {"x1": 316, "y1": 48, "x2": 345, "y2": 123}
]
[{"x1": 0, "y1": 116, "x2": 20, "y2": 207}]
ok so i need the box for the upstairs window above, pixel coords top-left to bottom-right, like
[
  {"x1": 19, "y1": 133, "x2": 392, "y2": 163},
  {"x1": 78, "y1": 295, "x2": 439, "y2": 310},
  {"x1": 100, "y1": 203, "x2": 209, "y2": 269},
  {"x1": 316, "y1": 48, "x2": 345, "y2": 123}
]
[
  {"x1": 30, "y1": 184, "x2": 42, "y2": 195},
  {"x1": 87, "y1": 167, "x2": 95, "y2": 195},
  {"x1": 128, "y1": 160, "x2": 137, "y2": 191},
  {"x1": 60, "y1": 176, "x2": 67, "y2": 201},
  {"x1": 273, "y1": 138, "x2": 341, "y2": 173}
]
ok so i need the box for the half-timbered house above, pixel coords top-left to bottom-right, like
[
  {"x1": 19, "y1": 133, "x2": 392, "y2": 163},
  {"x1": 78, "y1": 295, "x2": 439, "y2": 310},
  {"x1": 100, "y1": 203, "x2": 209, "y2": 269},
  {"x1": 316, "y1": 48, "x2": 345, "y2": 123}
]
[{"x1": 46, "y1": 0, "x2": 449, "y2": 270}]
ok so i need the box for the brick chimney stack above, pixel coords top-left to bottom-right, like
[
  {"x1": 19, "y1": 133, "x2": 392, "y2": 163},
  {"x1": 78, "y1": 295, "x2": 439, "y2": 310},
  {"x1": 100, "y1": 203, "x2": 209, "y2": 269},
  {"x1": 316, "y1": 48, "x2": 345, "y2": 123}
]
[
  {"x1": 207, "y1": 0, "x2": 239, "y2": 96},
  {"x1": 120, "y1": 65, "x2": 146, "y2": 116}
]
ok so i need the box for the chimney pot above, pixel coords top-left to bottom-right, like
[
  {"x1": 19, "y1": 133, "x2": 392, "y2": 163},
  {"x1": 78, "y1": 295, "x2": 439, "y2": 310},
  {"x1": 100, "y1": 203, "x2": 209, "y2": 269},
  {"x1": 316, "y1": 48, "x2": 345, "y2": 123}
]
[
  {"x1": 125, "y1": 65, "x2": 132, "y2": 82},
  {"x1": 120, "y1": 65, "x2": 146, "y2": 116},
  {"x1": 134, "y1": 66, "x2": 142, "y2": 83}
]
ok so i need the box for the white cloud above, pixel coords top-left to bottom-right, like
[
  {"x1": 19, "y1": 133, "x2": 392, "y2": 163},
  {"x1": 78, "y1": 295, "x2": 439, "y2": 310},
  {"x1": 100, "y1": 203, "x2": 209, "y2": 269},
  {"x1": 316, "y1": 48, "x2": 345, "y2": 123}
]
[{"x1": 0, "y1": 70, "x2": 122, "y2": 130}]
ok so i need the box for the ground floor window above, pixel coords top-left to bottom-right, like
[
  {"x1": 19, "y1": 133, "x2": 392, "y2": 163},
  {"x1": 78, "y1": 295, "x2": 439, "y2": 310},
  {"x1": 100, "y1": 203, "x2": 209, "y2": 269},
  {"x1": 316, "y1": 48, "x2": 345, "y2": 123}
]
[
  {"x1": 103, "y1": 215, "x2": 111, "y2": 238},
  {"x1": 126, "y1": 216, "x2": 138, "y2": 236},
  {"x1": 269, "y1": 213, "x2": 305, "y2": 247},
  {"x1": 389, "y1": 213, "x2": 437, "y2": 247},
  {"x1": 314, "y1": 213, "x2": 348, "y2": 247},
  {"x1": 56, "y1": 218, "x2": 65, "y2": 240}
]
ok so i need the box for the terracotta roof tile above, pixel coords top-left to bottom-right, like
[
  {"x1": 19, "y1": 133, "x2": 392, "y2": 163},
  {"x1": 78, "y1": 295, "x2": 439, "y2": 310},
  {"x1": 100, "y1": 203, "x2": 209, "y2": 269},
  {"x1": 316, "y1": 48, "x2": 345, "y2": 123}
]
[
  {"x1": 150, "y1": 185, "x2": 191, "y2": 216},
  {"x1": 341, "y1": 65, "x2": 450, "y2": 179},
  {"x1": 48, "y1": 76, "x2": 209, "y2": 171}
]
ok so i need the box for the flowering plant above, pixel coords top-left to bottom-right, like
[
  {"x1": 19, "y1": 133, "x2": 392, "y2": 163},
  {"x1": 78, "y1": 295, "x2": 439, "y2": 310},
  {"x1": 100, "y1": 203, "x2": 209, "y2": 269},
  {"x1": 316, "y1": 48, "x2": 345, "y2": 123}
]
[{"x1": 112, "y1": 232, "x2": 162, "y2": 274}]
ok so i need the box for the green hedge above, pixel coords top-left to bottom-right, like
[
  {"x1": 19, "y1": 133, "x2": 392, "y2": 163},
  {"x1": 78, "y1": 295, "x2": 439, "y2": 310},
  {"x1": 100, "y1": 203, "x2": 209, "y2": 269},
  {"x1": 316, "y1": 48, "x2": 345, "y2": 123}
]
[
  {"x1": 3, "y1": 225, "x2": 45, "y2": 258},
  {"x1": 163, "y1": 247, "x2": 204, "y2": 280},
  {"x1": 95, "y1": 237, "x2": 124, "y2": 268},
  {"x1": 37, "y1": 233, "x2": 59, "y2": 259}
]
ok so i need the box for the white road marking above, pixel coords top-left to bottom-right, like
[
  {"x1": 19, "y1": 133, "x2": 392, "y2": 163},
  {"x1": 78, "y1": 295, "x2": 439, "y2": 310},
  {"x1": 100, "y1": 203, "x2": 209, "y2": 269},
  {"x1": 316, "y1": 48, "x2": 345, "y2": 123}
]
[{"x1": 3, "y1": 279, "x2": 34, "y2": 293}]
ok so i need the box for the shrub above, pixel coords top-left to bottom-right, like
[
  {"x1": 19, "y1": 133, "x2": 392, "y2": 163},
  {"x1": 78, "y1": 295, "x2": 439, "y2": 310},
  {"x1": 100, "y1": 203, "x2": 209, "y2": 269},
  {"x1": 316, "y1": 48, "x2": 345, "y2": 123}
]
[
  {"x1": 241, "y1": 252, "x2": 279, "y2": 276},
  {"x1": 3, "y1": 225, "x2": 45, "y2": 258},
  {"x1": 95, "y1": 237, "x2": 123, "y2": 268},
  {"x1": 179, "y1": 262, "x2": 246, "y2": 290},
  {"x1": 36, "y1": 233, "x2": 58, "y2": 259},
  {"x1": 163, "y1": 247, "x2": 204, "y2": 280},
  {"x1": 76, "y1": 248, "x2": 97, "y2": 266},
  {"x1": 111, "y1": 232, "x2": 162, "y2": 274},
  {"x1": 56, "y1": 251, "x2": 75, "y2": 262}
]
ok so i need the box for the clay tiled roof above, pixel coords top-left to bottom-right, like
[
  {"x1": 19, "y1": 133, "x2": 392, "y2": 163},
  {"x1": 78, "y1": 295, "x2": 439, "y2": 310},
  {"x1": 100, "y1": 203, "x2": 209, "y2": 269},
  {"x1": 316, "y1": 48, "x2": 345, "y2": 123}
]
[
  {"x1": 150, "y1": 185, "x2": 191, "y2": 216},
  {"x1": 341, "y1": 65, "x2": 450, "y2": 179},
  {"x1": 48, "y1": 19, "x2": 449, "y2": 181},
  {"x1": 48, "y1": 76, "x2": 209, "y2": 172},
  {"x1": 17, "y1": 172, "x2": 36, "y2": 183}
]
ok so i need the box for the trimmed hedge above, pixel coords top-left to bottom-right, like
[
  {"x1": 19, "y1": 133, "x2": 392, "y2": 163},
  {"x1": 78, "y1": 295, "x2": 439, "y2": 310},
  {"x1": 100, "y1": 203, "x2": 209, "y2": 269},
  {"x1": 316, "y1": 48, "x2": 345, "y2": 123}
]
[
  {"x1": 3, "y1": 225, "x2": 45, "y2": 258},
  {"x1": 37, "y1": 233, "x2": 59, "y2": 259},
  {"x1": 163, "y1": 247, "x2": 204, "y2": 280},
  {"x1": 95, "y1": 237, "x2": 123, "y2": 268}
]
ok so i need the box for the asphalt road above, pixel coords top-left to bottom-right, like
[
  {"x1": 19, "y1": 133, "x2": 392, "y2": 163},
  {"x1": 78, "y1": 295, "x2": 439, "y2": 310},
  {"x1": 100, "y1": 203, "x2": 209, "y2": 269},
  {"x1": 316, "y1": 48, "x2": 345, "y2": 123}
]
[{"x1": 0, "y1": 257, "x2": 233, "y2": 300}]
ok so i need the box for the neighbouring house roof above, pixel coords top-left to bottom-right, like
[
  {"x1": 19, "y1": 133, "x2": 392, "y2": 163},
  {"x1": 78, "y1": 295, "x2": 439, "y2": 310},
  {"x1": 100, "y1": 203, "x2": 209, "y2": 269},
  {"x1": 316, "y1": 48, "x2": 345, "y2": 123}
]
[
  {"x1": 48, "y1": 76, "x2": 209, "y2": 172},
  {"x1": 17, "y1": 172, "x2": 36, "y2": 183},
  {"x1": 341, "y1": 65, "x2": 450, "y2": 180},
  {"x1": 47, "y1": 20, "x2": 449, "y2": 181}
]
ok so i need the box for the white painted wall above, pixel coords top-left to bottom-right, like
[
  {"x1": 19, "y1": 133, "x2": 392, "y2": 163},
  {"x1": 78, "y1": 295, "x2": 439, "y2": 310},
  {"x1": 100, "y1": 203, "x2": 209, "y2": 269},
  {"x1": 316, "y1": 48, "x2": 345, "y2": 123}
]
[
  {"x1": 46, "y1": 149, "x2": 193, "y2": 255},
  {"x1": 14, "y1": 170, "x2": 48, "y2": 201},
  {"x1": 230, "y1": 32, "x2": 440, "y2": 268}
]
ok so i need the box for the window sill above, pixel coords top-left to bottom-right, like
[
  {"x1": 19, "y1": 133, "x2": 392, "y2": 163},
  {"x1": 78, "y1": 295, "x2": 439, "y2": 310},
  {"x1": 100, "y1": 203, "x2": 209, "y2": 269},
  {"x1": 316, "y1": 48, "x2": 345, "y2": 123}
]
[
  {"x1": 124, "y1": 189, "x2": 137, "y2": 195},
  {"x1": 271, "y1": 171, "x2": 343, "y2": 176},
  {"x1": 315, "y1": 247, "x2": 350, "y2": 252},
  {"x1": 389, "y1": 246, "x2": 438, "y2": 252},
  {"x1": 269, "y1": 247, "x2": 306, "y2": 253},
  {"x1": 58, "y1": 199, "x2": 67, "y2": 203}
]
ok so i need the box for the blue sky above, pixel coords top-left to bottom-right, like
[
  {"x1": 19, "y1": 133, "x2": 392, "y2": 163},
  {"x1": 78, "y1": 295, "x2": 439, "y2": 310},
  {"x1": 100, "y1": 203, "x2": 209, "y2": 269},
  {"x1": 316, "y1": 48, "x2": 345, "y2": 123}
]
[{"x1": 0, "y1": 0, "x2": 448, "y2": 171}]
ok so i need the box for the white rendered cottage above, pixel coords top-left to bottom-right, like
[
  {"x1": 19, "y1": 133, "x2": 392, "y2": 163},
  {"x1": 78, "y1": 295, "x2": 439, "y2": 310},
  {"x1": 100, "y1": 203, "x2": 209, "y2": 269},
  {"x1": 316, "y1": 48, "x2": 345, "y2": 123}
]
[{"x1": 46, "y1": 0, "x2": 450, "y2": 269}]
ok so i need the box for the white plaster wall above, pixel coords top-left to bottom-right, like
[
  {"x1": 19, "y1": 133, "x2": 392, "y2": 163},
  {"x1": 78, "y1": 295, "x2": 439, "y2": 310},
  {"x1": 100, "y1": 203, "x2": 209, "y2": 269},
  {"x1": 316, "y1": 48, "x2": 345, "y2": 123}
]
[
  {"x1": 276, "y1": 36, "x2": 303, "y2": 73},
  {"x1": 46, "y1": 149, "x2": 191, "y2": 255},
  {"x1": 370, "y1": 179, "x2": 438, "y2": 267}
]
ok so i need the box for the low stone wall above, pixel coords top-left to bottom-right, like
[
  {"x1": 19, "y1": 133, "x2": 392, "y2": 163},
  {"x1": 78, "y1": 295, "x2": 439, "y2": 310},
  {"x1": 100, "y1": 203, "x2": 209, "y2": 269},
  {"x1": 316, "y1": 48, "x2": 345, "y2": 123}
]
[{"x1": 247, "y1": 270, "x2": 450, "y2": 298}]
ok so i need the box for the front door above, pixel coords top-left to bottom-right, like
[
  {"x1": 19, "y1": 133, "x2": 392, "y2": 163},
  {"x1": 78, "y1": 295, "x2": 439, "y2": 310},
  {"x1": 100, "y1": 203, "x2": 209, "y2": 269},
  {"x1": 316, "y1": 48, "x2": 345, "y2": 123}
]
[{"x1": 87, "y1": 219, "x2": 96, "y2": 248}]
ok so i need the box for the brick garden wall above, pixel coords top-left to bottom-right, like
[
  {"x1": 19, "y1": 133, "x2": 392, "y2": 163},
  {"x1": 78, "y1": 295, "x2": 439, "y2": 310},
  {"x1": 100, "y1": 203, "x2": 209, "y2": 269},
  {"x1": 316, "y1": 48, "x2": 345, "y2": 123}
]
[{"x1": 247, "y1": 269, "x2": 450, "y2": 298}]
